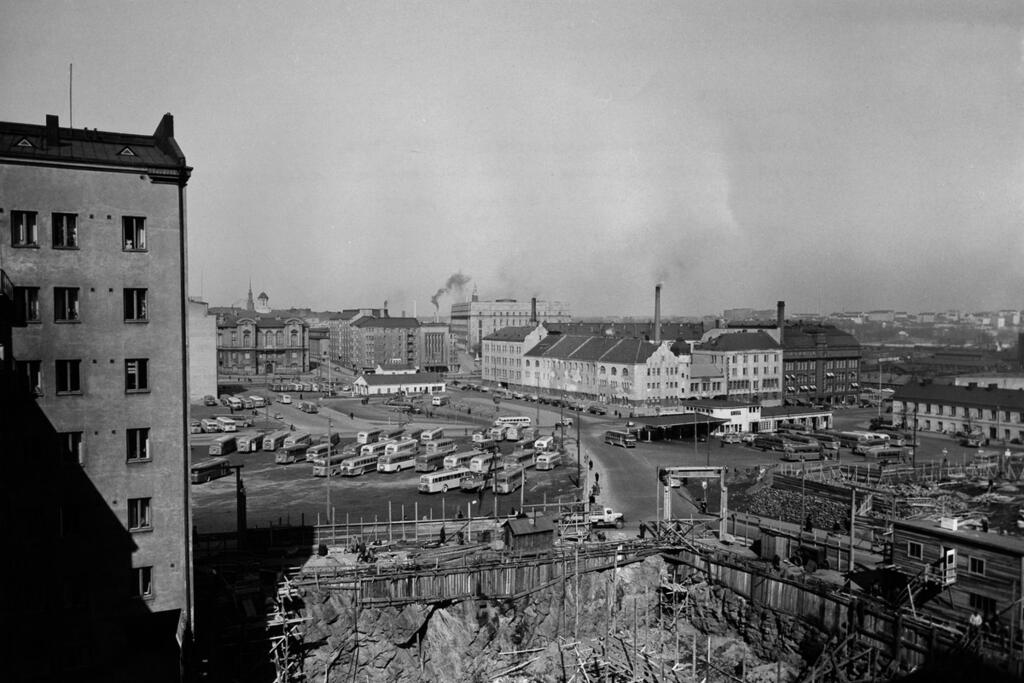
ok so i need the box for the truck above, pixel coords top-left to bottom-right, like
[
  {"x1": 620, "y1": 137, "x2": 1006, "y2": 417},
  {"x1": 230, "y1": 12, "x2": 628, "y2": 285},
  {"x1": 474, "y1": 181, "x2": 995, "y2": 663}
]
[{"x1": 588, "y1": 507, "x2": 625, "y2": 528}]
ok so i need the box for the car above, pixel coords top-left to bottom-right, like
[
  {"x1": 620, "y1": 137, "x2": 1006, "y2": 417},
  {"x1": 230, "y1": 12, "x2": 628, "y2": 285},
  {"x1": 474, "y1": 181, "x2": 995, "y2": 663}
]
[
  {"x1": 528, "y1": 394, "x2": 539, "y2": 402},
  {"x1": 512, "y1": 392, "x2": 525, "y2": 400},
  {"x1": 558, "y1": 417, "x2": 574, "y2": 427},
  {"x1": 273, "y1": 413, "x2": 283, "y2": 420},
  {"x1": 959, "y1": 437, "x2": 981, "y2": 448},
  {"x1": 203, "y1": 395, "x2": 217, "y2": 407},
  {"x1": 588, "y1": 405, "x2": 607, "y2": 415},
  {"x1": 720, "y1": 433, "x2": 741, "y2": 444}
]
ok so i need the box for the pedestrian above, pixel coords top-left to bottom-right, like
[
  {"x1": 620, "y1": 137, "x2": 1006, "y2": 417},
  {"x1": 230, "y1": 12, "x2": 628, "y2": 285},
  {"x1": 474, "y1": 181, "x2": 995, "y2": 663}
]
[{"x1": 349, "y1": 412, "x2": 354, "y2": 420}]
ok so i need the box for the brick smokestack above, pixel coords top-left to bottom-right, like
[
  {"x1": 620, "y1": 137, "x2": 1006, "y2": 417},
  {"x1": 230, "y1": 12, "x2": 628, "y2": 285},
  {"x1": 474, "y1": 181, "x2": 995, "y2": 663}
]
[
  {"x1": 531, "y1": 297, "x2": 537, "y2": 324},
  {"x1": 654, "y1": 284, "x2": 662, "y2": 344},
  {"x1": 777, "y1": 300, "x2": 785, "y2": 344}
]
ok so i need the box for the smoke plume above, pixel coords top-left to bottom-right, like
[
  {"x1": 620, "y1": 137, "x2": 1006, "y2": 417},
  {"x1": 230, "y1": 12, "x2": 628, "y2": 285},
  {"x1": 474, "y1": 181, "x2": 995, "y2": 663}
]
[{"x1": 431, "y1": 272, "x2": 472, "y2": 309}]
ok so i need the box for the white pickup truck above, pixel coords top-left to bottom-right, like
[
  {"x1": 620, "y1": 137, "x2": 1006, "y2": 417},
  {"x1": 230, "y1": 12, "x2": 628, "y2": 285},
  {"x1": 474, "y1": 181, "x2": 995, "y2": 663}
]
[{"x1": 564, "y1": 507, "x2": 625, "y2": 529}]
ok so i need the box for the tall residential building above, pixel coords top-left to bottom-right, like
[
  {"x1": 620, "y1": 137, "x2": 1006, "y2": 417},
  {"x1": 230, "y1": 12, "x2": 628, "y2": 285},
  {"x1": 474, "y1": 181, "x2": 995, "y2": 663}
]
[
  {"x1": 416, "y1": 321, "x2": 458, "y2": 373},
  {"x1": 449, "y1": 292, "x2": 572, "y2": 355},
  {"x1": 350, "y1": 316, "x2": 420, "y2": 371},
  {"x1": 1, "y1": 114, "x2": 192, "y2": 680}
]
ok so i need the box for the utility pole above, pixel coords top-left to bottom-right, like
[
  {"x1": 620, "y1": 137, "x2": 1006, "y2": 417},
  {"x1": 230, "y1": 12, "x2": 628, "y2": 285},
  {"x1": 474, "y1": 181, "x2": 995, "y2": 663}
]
[{"x1": 325, "y1": 417, "x2": 333, "y2": 525}]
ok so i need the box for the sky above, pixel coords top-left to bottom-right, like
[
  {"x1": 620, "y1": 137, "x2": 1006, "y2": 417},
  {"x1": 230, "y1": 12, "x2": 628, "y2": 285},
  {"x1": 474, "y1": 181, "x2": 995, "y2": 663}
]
[{"x1": 2, "y1": 1, "x2": 1023, "y2": 317}]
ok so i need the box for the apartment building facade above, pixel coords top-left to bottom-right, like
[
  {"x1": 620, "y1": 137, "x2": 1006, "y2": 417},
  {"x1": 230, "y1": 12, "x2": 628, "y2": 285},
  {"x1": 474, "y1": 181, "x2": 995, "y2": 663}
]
[
  {"x1": 350, "y1": 316, "x2": 420, "y2": 371},
  {"x1": 892, "y1": 382, "x2": 1024, "y2": 444},
  {"x1": 1, "y1": 114, "x2": 192, "y2": 680},
  {"x1": 449, "y1": 293, "x2": 571, "y2": 354},
  {"x1": 692, "y1": 331, "x2": 783, "y2": 403},
  {"x1": 481, "y1": 324, "x2": 548, "y2": 386}
]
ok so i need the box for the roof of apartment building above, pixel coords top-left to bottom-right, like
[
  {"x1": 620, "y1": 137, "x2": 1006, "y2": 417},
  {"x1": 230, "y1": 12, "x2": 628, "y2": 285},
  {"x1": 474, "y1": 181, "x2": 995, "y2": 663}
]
[
  {"x1": 524, "y1": 334, "x2": 661, "y2": 365},
  {"x1": 892, "y1": 382, "x2": 1024, "y2": 410},
  {"x1": 351, "y1": 316, "x2": 420, "y2": 329},
  {"x1": 0, "y1": 113, "x2": 188, "y2": 170},
  {"x1": 695, "y1": 331, "x2": 779, "y2": 352},
  {"x1": 782, "y1": 323, "x2": 860, "y2": 350},
  {"x1": 483, "y1": 326, "x2": 542, "y2": 342}
]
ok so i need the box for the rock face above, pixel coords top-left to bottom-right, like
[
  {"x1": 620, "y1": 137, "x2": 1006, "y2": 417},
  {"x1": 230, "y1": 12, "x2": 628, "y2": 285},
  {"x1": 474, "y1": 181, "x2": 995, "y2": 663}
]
[{"x1": 293, "y1": 556, "x2": 817, "y2": 681}]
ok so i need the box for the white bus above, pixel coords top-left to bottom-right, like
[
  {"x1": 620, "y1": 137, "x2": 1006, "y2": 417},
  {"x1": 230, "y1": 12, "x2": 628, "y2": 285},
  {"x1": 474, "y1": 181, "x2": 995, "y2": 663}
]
[
  {"x1": 535, "y1": 452, "x2": 562, "y2": 471},
  {"x1": 495, "y1": 415, "x2": 532, "y2": 428},
  {"x1": 377, "y1": 449, "x2": 418, "y2": 473},
  {"x1": 418, "y1": 467, "x2": 470, "y2": 493},
  {"x1": 360, "y1": 440, "x2": 392, "y2": 458},
  {"x1": 444, "y1": 450, "x2": 478, "y2": 470},
  {"x1": 226, "y1": 396, "x2": 244, "y2": 411},
  {"x1": 384, "y1": 438, "x2": 420, "y2": 457},
  {"x1": 284, "y1": 431, "x2": 311, "y2": 448},
  {"x1": 311, "y1": 453, "x2": 348, "y2": 477},
  {"x1": 424, "y1": 438, "x2": 457, "y2": 456},
  {"x1": 505, "y1": 426, "x2": 521, "y2": 441},
  {"x1": 468, "y1": 450, "x2": 499, "y2": 473},
  {"x1": 249, "y1": 395, "x2": 267, "y2": 408},
  {"x1": 494, "y1": 465, "x2": 526, "y2": 494},
  {"x1": 200, "y1": 418, "x2": 221, "y2": 433},
  {"x1": 235, "y1": 433, "x2": 264, "y2": 453},
  {"x1": 339, "y1": 452, "x2": 381, "y2": 477},
  {"x1": 534, "y1": 436, "x2": 556, "y2": 452},
  {"x1": 431, "y1": 395, "x2": 449, "y2": 407},
  {"x1": 209, "y1": 435, "x2": 237, "y2": 456},
  {"x1": 305, "y1": 442, "x2": 333, "y2": 462},
  {"x1": 420, "y1": 427, "x2": 446, "y2": 442},
  {"x1": 489, "y1": 425, "x2": 508, "y2": 441},
  {"x1": 357, "y1": 429, "x2": 383, "y2": 445},
  {"x1": 262, "y1": 429, "x2": 290, "y2": 451},
  {"x1": 216, "y1": 416, "x2": 238, "y2": 433},
  {"x1": 415, "y1": 451, "x2": 447, "y2": 473}
]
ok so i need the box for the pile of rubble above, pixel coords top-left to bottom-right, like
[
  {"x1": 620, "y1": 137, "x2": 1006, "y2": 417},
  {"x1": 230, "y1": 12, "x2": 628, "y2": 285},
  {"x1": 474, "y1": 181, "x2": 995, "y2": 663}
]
[{"x1": 743, "y1": 487, "x2": 849, "y2": 530}]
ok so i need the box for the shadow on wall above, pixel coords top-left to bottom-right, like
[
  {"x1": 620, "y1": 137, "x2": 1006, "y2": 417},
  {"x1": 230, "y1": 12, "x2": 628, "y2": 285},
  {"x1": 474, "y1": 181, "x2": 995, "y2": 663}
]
[{"x1": 2, "y1": 362, "x2": 182, "y2": 682}]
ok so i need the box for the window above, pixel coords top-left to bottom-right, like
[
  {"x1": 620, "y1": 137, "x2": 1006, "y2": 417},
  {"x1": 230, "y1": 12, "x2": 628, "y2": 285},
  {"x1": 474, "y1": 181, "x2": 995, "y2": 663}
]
[
  {"x1": 11, "y1": 210, "x2": 38, "y2": 246},
  {"x1": 122, "y1": 216, "x2": 146, "y2": 250},
  {"x1": 55, "y1": 360, "x2": 81, "y2": 394},
  {"x1": 127, "y1": 428, "x2": 150, "y2": 461},
  {"x1": 968, "y1": 556, "x2": 986, "y2": 576},
  {"x1": 127, "y1": 497, "x2": 152, "y2": 530},
  {"x1": 132, "y1": 566, "x2": 153, "y2": 599},
  {"x1": 16, "y1": 360, "x2": 42, "y2": 395},
  {"x1": 969, "y1": 593, "x2": 996, "y2": 614},
  {"x1": 907, "y1": 541, "x2": 923, "y2": 559},
  {"x1": 52, "y1": 213, "x2": 78, "y2": 248},
  {"x1": 125, "y1": 359, "x2": 149, "y2": 392},
  {"x1": 54, "y1": 287, "x2": 80, "y2": 322},
  {"x1": 13, "y1": 286, "x2": 40, "y2": 323},
  {"x1": 123, "y1": 288, "x2": 148, "y2": 321},
  {"x1": 59, "y1": 431, "x2": 84, "y2": 465}
]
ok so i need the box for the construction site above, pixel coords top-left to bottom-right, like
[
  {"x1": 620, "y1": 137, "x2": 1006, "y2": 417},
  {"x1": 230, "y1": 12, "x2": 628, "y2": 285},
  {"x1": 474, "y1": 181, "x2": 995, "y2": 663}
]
[{"x1": 193, "y1": 456, "x2": 1024, "y2": 682}]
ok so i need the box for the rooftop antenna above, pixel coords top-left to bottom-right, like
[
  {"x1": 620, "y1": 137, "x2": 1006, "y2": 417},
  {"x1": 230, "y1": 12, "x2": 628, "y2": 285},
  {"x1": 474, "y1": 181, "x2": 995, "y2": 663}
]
[{"x1": 69, "y1": 64, "x2": 73, "y2": 129}]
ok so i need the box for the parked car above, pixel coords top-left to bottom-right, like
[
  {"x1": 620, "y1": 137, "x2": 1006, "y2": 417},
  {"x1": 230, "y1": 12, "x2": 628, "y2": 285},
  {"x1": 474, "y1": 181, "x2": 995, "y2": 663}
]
[
  {"x1": 587, "y1": 405, "x2": 607, "y2": 415},
  {"x1": 720, "y1": 433, "x2": 741, "y2": 444}
]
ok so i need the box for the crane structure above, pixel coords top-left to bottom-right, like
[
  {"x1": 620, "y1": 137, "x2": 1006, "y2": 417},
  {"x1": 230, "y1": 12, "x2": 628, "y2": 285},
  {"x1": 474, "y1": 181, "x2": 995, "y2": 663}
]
[{"x1": 656, "y1": 466, "x2": 728, "y2": 539}]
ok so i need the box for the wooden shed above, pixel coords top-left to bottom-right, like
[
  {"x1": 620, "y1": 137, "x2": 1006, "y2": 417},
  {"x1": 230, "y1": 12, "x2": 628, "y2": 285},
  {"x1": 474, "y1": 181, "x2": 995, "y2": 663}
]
[
  {"x1": 892, "y1": 517, "x2": 1024, "y2": 627},
  {"x1": 502, "y1": 516, "x2": 555, "y2": 553}
]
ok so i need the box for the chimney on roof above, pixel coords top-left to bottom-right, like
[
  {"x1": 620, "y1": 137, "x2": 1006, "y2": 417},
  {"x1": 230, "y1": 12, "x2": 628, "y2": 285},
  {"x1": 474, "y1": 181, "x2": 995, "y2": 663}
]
[
  {"x1": 45, "y1": 114, "x2": 59, "y2": 147},
  {"x1": 777, "y1": 300, "x2": 785, "y2": 344},
  {"x1": 531, "y1": 297, "x2": 537, "y2": 324},
  {"x1": 654, "y1": 284, "x2": 662, "y2": 344}
]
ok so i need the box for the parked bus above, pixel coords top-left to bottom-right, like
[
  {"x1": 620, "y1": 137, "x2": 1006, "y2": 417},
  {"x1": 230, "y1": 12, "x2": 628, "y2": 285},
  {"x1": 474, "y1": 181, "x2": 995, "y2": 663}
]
[
  {"x1": 431, "y1": 395, "x2": 449, "y2": 407},
  {"x1": 357, "y1": 429, "x2": 383, "y2": 445},
  {"x1": 424, "y1": 438, "x2": 457, "y2": 457},
  {"x1": 468, "y1": 450, "x2": 499, "y2": 473},
  {"x1": 360, "y1": 440, "x2": 391, "y2": 458},
  {"x1": 249, "y1": 395, "x2": 267, "y2": 408},
  {"x1": 377, "y1": 449, "x2": 418, "y2": 473},
  {"x1": 209, "y1": 435, "x2": 237, "y2": 456},
  {"x1": 311, "y1": 453, "x2": 348, "y2": 477},
  {"x1": 415, "y1": 451, "x2": 447, "y2": 473},
  {"x1": 384, "y1": 438, "x2": 419, "y2": 457},
  {"x1": 852, "y1": 436, "x2": 894, "y2": 455},
  {"x1": 753, "y1": 434, "x2": 791, "y2": 452},
  {"x1": 489, "y1": 425, "x2": 508, "y2": 441},
  {"x1": 305, "y1": 442, "x2": 333, "y2": 462},
  {"x1": 493, "y1": 465, "x2": 526, "y2": 494},
  {"x1": 241, "y1": 397, "x2": 255, "y2": 410},
  {"x1": 459, "y1": 471, "x2": 495, "y2": 492},
  {"x1": 262, "y1": 429, "x2": 290, "y2": 451},
  {"x1": 604, "y1": 430, "x2": 638, "y2": 448},
  {"x1": 535, "y1": 451, "x2": 562, "y2": 471},
  {"x1": 476, "y1": 438, "x2": 499, "y2": 453},
  {"x1": 381, "y1": 427, "x2": 405, "y2": 441},
  {"x1": 443, "y1": 450, "x2": 479, "y2": 470},
  {"x1": 284, "y1": 431, "x2": 312, "y2": 448},
  {"x1": 859, "y1": 445, "x2": 907, "y2": 463},
  {"x1": 494, "y1": 415, "x2": 531, "y2": 428},
  {"x1": 504, "y1": 426, "x2": 521, "y2": 442},
  {"x1": 534, "y1": 436, "x2": 556, "y2": 452},
  {"x1": 417, "y1": 467, "x2": 470, "y2": 493},
  {"x1": 339, "y1": 452, "x2": 382, "y2": 477},
  {"x1": 502, "y1": 447, "x2": 536, "y2": 469},
  {"x1": 226, "y1": 396, "x2": 244, "y2": 411},
  {"x1": 299, "y1": 401, "x2": 319, "y2": 414},
  {"x1": 811, "y1": 432, "x2": 841, "y2": 452},
  {"x1": 190, "y1": 457, "x2": 231, "y2": 484},
  {"x1": 406, "y1": 428, "x2": 424, "y2": 442},
  {"x1": 836, "y1": 431, "x2": 885, "y2": 450},
  {"x1": 235, "y1": 432, "x2": 264, "y2": 453},
  {"x1": 201, "y1": 418, "x2": 221, "y2": 433},
  {"x1": 274, "y1": 443, "x2": 309, "y2": 465},
  {"x1": 216, "y1": 416, "x2": 238, "y2": 433},
  {"x1": 420, "y1": 427, "x2": 445, "y2": 443}
]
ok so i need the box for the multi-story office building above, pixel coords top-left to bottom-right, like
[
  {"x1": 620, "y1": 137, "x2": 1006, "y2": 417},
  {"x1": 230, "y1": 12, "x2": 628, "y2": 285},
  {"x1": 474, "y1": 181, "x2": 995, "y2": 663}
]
[
  {"x1": 781, "y1": 323, "x2": 861, "y2": 406},
  {"x1": 1, "y1": 114, "x2": 192, "y2": 680},
  {"x1": 449, "y1": 292, "x2": 572, "y2": 354},
  {"x1": 416, "y1": 321, "x2": 458, "y2": 374},
  {"x1": 350, "y1": 316, "x2": 419, "y2": 372}
]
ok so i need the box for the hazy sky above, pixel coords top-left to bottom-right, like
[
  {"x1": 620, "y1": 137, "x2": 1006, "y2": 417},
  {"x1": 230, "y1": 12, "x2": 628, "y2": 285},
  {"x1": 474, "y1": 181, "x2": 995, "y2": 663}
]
[{"x1": 2, "y1": 1, "x2": 1022, "y2": 317}]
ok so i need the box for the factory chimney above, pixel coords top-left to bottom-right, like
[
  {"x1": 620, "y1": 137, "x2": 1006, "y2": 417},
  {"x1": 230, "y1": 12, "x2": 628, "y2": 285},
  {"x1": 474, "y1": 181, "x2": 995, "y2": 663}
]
[
  {"x1": 777, "y1": 300, "x2": 785, "y2": 344},
  {"x1": 654, "y1": 284, "x2": 662, "y2": 344},
  {"x1": 531, "y1": 297, "x2": 537, "y2": 324}
]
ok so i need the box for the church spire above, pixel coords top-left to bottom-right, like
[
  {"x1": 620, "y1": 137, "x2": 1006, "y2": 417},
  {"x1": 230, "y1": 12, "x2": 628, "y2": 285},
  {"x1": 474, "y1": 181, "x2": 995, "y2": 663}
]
[{"x1": 246, "y1": 279, "x2": 255, "y2": 312}]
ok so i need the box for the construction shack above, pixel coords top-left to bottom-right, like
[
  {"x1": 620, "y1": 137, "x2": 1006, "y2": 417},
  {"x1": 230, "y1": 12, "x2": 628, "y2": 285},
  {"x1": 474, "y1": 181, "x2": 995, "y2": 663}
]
[{"x1": 503, "y1": 516, "x2": 555, "y2": 553}]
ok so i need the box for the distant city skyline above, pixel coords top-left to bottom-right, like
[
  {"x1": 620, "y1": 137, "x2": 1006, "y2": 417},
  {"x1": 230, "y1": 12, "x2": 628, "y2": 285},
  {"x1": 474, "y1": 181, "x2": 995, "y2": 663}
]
[{"x1": 3, "y1": 2, "x2": 1021, "y2": 317}]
